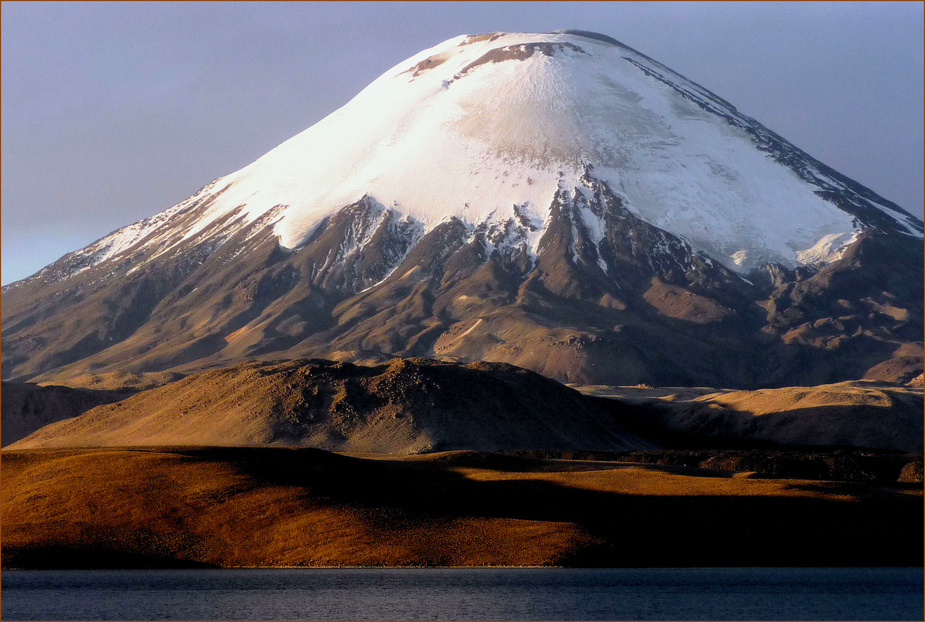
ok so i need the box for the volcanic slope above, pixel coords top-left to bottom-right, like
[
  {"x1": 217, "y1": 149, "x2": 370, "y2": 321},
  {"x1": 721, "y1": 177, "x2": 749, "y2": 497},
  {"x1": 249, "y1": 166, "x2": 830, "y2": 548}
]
[
  {"x1": 10, "y1": 358, "x2": 652, "y2": 453},
  {"x1": 3, "y1": 30, "x2": 922, "y2": 387}
]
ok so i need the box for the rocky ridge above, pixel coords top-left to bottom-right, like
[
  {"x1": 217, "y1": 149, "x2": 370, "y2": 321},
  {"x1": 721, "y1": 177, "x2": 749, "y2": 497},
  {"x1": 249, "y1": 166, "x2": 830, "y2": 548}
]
[{"x1": 10, "y1": 358, "x2": 652, "y2": 453}]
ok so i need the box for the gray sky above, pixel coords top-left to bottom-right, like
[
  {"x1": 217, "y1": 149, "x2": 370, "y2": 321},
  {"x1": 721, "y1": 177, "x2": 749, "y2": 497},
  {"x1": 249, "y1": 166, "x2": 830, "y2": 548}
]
[{"x1": 3, "y1": 1, "x2": 923, "y2": 285}]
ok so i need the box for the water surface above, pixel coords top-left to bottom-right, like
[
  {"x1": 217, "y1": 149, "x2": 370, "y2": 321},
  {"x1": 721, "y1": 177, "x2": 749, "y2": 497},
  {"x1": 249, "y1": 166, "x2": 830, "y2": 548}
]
[{"x1": 3, "y1": 567, "x2": 922, "y2": 621}]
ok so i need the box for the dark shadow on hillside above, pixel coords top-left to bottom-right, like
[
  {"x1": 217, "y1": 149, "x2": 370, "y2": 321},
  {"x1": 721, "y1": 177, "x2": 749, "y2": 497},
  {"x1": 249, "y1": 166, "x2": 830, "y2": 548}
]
[
  {"x1": 2, "y1": 545, "x2": 219, "y2": 570},
  {"x1": 176, "y1": 446, "x2": 924, "y2": 568},
  {"x1": 596, "y1": 395, "x2": 924, "y2": 455}
]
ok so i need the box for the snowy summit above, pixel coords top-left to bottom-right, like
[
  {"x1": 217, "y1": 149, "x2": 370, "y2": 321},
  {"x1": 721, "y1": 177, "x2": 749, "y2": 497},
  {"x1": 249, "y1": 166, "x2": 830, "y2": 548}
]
[
  {"x1": 44, "y1": 30, "x2": 922, "y2": 281},
  {"x1": 4, "y1": 31, "x2": 923, "y2": 390}
]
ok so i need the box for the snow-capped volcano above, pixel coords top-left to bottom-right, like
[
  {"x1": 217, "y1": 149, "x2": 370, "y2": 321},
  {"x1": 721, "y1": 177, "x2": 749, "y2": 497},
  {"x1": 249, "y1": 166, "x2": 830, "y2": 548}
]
[
  {"x1": 57, "y1": 29, "x2": 921, "y2": 278},
  {"x1": 3, "y1": 31, "x2": 922, "y2": 388}
]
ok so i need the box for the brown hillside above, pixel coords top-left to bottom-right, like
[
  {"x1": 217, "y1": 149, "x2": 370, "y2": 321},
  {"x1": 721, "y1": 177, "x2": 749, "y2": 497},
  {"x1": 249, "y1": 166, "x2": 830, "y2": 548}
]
[
  {"x1": 2, "y1": 447, "x2": 920, "y2": 569},
  {"x1": 578, "y1": 381, "x2": 924, "y2": 452},
  {"x1": 11, "y1": 358, "x2": 651, "y2": 453},
  {"x1": 43, "y1": 370, "x2": 185, "y2": 391}
]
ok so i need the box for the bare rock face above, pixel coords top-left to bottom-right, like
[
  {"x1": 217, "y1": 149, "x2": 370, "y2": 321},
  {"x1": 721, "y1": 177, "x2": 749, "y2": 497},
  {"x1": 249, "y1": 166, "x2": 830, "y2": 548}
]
[
  {"x1": 11, "y1": 358, "x2": 653, "y2": 453},
  {"x1": 2, "y1": 31, "x2": 921, "y2": 389}
]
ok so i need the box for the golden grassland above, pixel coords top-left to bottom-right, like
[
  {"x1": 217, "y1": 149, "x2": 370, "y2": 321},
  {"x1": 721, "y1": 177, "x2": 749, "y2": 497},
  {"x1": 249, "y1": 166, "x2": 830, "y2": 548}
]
[{"x1": 2, "y1": 447, "x2": 921, "y2": 569}]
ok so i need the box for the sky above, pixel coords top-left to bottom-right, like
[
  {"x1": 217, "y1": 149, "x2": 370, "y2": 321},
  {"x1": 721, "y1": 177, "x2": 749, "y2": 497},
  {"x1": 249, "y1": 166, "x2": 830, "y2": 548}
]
[{"x1": 2, "y1": 1, "x2": 923, "y2": 285}]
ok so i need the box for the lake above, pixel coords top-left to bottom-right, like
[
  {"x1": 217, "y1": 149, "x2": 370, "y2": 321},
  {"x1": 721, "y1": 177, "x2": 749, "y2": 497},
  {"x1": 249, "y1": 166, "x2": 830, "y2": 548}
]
[{"x1": 2, "y1": 567, "x2": 922, "y2": 621}]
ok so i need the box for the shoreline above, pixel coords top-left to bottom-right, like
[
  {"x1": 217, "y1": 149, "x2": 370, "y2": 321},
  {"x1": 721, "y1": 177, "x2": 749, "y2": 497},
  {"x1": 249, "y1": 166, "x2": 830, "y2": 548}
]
[{"x1": 5, "y1": 564, "x2": 925, "y2": 571}]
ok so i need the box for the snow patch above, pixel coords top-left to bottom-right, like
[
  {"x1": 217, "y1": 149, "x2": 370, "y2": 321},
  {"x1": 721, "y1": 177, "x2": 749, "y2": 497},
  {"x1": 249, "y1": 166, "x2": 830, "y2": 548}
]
[
  {"x1": 730, "y1": 250, "x2": 748, "y2": 267},
  {"x1": 796, "y1": 231, "x2": 859, "y2": 266}
]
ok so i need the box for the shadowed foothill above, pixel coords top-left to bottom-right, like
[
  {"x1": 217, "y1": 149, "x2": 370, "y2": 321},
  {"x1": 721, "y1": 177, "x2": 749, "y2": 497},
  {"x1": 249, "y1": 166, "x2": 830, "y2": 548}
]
[{"x1": 2, "y1": 447, "x2": 921, "y2": 569}]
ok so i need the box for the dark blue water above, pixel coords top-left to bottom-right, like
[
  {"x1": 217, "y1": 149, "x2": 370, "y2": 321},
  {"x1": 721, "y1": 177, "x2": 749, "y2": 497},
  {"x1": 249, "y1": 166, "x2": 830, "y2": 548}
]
[{"x1": 2, "y1": 567, "x2": 922, "y2": 621}]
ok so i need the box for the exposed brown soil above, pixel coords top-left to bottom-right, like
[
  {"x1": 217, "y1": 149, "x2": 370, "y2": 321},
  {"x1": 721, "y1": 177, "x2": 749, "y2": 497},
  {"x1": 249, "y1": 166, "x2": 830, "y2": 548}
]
[
  {"x1": 2, "y1": 447, "x2": 921, "y2": 569},
  {"x1": 458, "y1": 42, "x2": 587, "y2": 77},
  {"x1": 11, "y1": 358, "x2": 650, "y2": 453},
  {"x1": 458, "y1": 33, "x2": 503, "y2": 46},
  {"x1": 401, "y1": 53, "x2": 450, "y2": 78}
]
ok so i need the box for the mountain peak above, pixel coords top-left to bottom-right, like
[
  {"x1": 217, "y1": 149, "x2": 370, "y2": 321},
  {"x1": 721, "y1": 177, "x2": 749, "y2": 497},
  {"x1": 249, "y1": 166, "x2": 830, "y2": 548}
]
[
  {"x1": 3, "y1": 30, "x2": 921, "y2": 389},
  {"x1": 51, "y1": 29, "x2": 915, "y2": 279}
]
